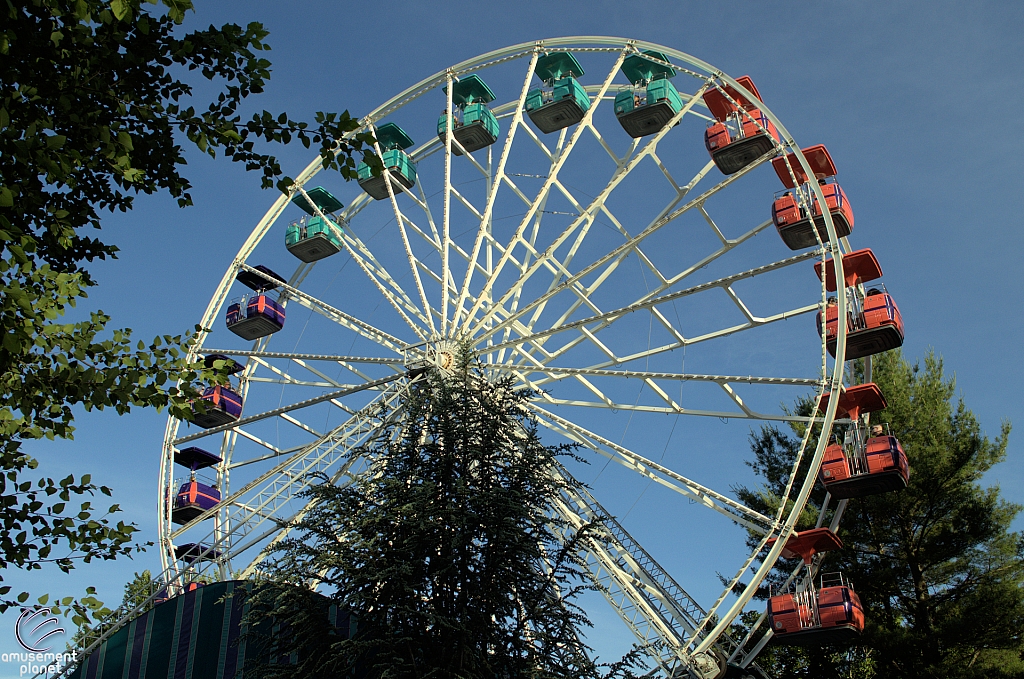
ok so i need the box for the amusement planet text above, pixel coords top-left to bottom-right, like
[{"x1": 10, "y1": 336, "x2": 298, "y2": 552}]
[{"x1": 2, "y1": 650, "x2": 78, "y2": 676}]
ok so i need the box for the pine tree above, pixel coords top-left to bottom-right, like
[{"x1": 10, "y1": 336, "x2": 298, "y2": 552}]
[
  {"x1": 734, "y1": 350, "x2": 1024, "y2": 678},
  {"x1": 243, "y1": 364, "x2": 636, "y2": 679}
]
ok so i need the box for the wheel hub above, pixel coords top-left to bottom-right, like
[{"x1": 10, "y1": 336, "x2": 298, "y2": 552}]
[{"x1": 404, "y1": 340, "x2": 459, "y2": 375}]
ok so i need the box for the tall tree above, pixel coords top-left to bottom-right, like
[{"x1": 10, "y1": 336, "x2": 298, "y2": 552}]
[
  {"x1": 734, "y1": 350, "x2": 1024, "y2": 679},
  {"x1": 0, "y1": 0, "x2": 377, "y2": 621},
  {"x1": 71, "y1": 569, "x2": 154, "y2": 647},
  {"x1": 243, "y1": 365, "x2": 637, "y2": 679}
]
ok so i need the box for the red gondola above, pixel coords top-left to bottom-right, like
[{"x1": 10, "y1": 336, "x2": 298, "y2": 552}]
[
  {"x1": 153, "y1": 581, "x2": 202, "y2": 605},
  {"x1": 814, "y1": 249, "x2": 905, "y2": 361},
  {"x1": 767, "y1": 528, "x2": 865, "y2": 645},
  {"x1": 815, "y1": 574, "x2": 865, "y2": 635},
  {"x1": 817, "y1": 383, "x2": 909, "y2": 498},
  {"x1": 771, "y1": 145, "x2": 854, "y2": 250},
  {"x1": 703, "y1": 76, "x2": 780, "y2": 175}
]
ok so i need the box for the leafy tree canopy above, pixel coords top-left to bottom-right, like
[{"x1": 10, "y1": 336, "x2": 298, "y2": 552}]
[
  {"x1": 0, "y1": 0, "x2": 378, "y2": 622},
  {"x1": 734, "y1": 350, "x2": 1024, "y2": 679}
]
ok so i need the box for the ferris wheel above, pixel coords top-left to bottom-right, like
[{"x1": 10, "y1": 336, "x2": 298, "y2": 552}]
[{"x1": 150, "y1": 37, "x2": 908, "y2": 679}]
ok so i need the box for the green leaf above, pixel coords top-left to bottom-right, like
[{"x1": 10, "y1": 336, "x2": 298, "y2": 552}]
[
  {"x1": 117, "y1": 130, "x2": 134, "y2": 151},
  {"x1": 161, "y1": 0, "x2": 193, "y2": 23},
  {"x1": 110, "y1": 0, "x2": 129, "y2": 20}
]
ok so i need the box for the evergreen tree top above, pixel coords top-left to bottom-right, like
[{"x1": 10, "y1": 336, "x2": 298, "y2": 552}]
[{"x1": 734, "y1": 350, "x2": 1022, "y2": 679}]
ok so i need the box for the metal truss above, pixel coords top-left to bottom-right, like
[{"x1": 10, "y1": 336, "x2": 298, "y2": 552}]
[
  {"x1": 552, "y1": 470, "x2": 768, "y2": 677},
  {"x1": 143, "y1": 36, "x2": 859, "y2": 679}
]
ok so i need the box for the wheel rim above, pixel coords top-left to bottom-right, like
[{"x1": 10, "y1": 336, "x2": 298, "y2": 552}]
[{"x1": 158, "y1": 37, "x2": 854, "y2": 675}]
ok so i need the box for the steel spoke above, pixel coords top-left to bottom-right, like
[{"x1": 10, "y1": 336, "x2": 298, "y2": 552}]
[
  {"x1": 531, "y1": 404, "x2": 774, "y2": 532},
  {"x1": 453, "y1": 49, "x2": 541, "y2": 330},
  {"x1": 367, "y1": 122, "x2": 438, "y2": 337},
  {"x1": 459, "y1": 47, "x2": 631, "y2": 333},
  {"x1": 467, "y1": 78, "x2": 717, "y2": 336}
]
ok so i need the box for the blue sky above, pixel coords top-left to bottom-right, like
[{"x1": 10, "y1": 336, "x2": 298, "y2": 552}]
[{"x1": 3, "y1": 1, "x2": 1023, "y2": 674}]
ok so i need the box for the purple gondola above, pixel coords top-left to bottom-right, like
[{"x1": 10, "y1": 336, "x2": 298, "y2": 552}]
[
  {"x1": 170, "y1": 446, "x2": 222, "y2": 525},
  {"x1": 226, "y1": 294, "x2": 286, "y2": 341},
  {"x1": 203, "y1": 354, "x2": 245, "y2": 375},
  {"x1": 171, "y1": 480, "x2": 221, "y2": 525},
  {"x1": 192, "y1": 385, "x2": 243, "y2": 428},
  {"x1": 174, "y1": 446, "x2": 222, "y2": 470},
  {"x1": 174, "y1": 543, "x2": 221, "y2": 563},
  {"x1": 235, "y1": 264, "x2": 286, "y2": 292}
]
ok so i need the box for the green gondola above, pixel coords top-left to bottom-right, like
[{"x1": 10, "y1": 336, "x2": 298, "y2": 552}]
[
  {"x1": 437, "y1": 74, "x2": 500, "y2": 155},
  {"x1": 358, "y1": 123, "x2": 417, "y2": 200},
  {"x1": 524, "y1": 52, "x2": 590, "y2": 134},
  {"x1": 286, "y1": 214, "x2": 343, "y2": 262},
  {"x1": 285, "y1": 186, "x2": 345, "y2": 262},
  {"x1": 613, "y1": 51, "x2": 683, "y2": 138}
]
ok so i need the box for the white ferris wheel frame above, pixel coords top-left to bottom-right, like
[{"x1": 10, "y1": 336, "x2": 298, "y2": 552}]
[{"x1": 136, "y1": 36, "x2": 855, "y2": 679}]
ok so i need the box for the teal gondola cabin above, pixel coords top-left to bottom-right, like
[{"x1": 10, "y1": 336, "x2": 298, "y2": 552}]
[
  {"x1": 524, "y1": 52, "x2": 590, "y2": 134},
  {"x1": 437, "y1": 74, "x2": 500, "y2": 155},
  {"x1": 287, "y1": 186, "x2": 344, "y2": 262},
  {"x1": 613, "y1": 51, "x2": 683, "y2": 138},
  {"x1": 358, "y1": 122, "x2": 417, "y2": 200}
]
